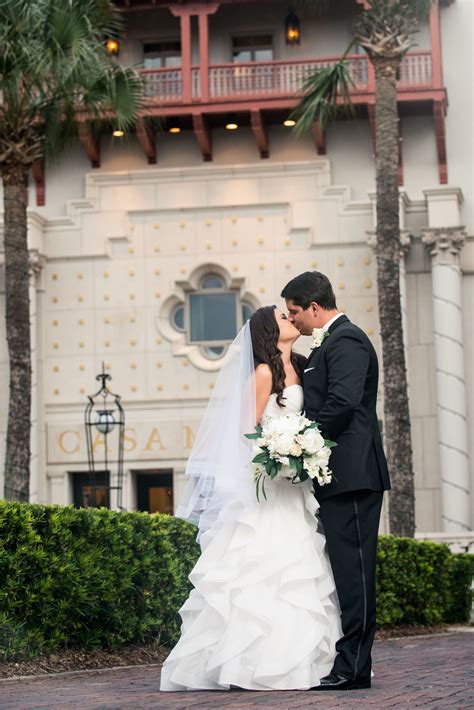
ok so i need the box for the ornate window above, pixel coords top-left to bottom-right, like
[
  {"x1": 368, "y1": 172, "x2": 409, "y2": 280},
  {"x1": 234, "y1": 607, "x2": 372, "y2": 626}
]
[{"x1": 158, "y1": 266, "x2": 257, "y2": 370}]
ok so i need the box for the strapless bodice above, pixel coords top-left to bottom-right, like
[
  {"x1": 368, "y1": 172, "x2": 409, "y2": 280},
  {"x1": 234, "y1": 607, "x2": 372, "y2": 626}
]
[{"x1": 261, "y1": 384, "x2": 304, "y2": 422}]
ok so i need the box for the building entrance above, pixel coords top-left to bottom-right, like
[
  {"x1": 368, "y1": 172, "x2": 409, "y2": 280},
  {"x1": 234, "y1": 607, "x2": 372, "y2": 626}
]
[{"x1": 135, "y1": 470, "x2": 173, "y2": 514}]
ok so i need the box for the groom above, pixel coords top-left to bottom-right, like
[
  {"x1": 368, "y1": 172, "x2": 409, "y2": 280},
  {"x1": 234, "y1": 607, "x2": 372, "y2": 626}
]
[{"x1": 282, "y1": 271, "x2": 391, "y2": 691}]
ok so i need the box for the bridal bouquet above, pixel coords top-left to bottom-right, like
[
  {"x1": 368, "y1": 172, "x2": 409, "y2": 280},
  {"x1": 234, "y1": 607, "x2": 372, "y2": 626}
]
[{"x1": 245, "y1": 413, "x2": 336, "y2": 501}]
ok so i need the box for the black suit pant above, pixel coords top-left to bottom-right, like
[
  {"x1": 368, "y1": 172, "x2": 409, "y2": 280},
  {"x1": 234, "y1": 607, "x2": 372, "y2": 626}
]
[{"x1": 318, "y1": 489, "x2": 384, "y2": 682}]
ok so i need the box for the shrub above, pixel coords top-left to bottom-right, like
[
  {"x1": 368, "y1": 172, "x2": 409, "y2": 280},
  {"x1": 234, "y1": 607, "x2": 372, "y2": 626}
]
[
  {"x1": 444, "y1": 553, "x2": 474, "y2": 624},
  {"x1": 0, "y1": 503, "x2": 471, "y2": 661},
  {"x1": 376, "y1": 535, "x2": 453, "y2": 626},
  {"x1": 0, "y1": 502, "x2": 194, "y2": 657}
]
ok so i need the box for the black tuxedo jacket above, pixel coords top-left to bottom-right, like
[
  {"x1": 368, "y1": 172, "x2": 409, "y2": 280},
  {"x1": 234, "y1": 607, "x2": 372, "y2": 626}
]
[{"x1": 303, "y1": 315, "x2": 391, "y2": 501}]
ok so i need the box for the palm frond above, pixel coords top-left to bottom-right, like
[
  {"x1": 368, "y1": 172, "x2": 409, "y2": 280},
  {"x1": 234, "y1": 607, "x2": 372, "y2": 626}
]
[
  {"x1": 291, "y1": 59, "x2": 355, "y2": 135},
  {"x1": 0, "y1": 0, "x2": 142, "y2": 165}
]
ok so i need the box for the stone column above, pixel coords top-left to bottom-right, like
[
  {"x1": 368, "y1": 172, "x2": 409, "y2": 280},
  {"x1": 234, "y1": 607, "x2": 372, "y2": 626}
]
[
  {"x1": 421, "y1": 227, "x2": 470, "y2": 532},
  {"x1": 28, "y1": 250, "x2": 45, "y2": 503}
]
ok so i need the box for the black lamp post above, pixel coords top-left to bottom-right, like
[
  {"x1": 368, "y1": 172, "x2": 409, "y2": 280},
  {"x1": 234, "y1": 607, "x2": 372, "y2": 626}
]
[
  {"x1": 84, "y1": 363, "x2": 125, "y2": 509},
  {"x1": 285, "y1": 9, "x2": 301, "y2": 46}
]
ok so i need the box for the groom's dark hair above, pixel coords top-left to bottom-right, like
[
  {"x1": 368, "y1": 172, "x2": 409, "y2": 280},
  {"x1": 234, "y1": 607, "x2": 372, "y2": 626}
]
[{"x1": 281, "y1": 271, "x2": 337, "y2": 310}]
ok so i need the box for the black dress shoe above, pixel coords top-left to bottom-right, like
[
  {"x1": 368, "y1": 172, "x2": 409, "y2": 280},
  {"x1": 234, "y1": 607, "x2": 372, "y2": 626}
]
[{"x1": 311, "y1": 673, "x2": 371, "y2": 691}]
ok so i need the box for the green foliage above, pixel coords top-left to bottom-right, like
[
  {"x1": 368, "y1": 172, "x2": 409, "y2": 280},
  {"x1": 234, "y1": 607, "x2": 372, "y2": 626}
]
[
  {"x1": 0, "y1": 0, "x2": 143, "y2": 164},
  {"x1": 376, "y1": 536, "x2": 472, "y2": 626},
  {"x1": 291, "y1": 57, "x2": 355, "y2": 133},
  {"x1": 0, "y1": 501, "x2": 199, "y2": 660},
  {"x1": 444, "y1": 553, "x2": 474, "y2": 624},
  {"x1": 0, "y1": 504, "x2": 471, "y2": 662}
]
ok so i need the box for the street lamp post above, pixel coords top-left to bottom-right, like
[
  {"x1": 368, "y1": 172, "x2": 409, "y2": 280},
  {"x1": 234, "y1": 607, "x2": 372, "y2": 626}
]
[{"x1": 84, "y1": 363, "x2": 125, "y2": 510}]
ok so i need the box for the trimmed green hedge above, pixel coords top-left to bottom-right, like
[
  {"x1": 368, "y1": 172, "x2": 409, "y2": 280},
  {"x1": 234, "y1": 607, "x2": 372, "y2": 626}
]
[{"x1": 0, "y1": 502, "x2": 471, "y2": 661}]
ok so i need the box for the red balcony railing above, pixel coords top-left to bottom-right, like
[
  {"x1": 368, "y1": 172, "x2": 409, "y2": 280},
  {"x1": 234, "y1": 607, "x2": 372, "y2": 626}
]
[{"x1": 140, "y1": 52, "x2": 433, "y2": 105}]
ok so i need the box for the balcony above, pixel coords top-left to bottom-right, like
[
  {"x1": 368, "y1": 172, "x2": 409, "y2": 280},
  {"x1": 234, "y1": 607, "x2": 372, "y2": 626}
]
[
  {"x1": 140, "y1": 51, "x2": 437, "y2": 107},
  {"x1": 130, "y1": 48, "x2": 447, "y2": 184}
]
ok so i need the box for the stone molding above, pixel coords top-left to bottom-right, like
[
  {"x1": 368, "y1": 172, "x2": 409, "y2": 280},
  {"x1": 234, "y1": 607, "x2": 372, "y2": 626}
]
[{"x1": 421, "y1": 227, "x2": 466, "y2": 265}]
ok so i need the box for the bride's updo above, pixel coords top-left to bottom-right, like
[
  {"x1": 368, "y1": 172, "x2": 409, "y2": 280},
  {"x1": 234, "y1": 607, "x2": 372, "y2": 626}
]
[{"x1": 249, "y1": 305, "x2": 305, "y2": 407}]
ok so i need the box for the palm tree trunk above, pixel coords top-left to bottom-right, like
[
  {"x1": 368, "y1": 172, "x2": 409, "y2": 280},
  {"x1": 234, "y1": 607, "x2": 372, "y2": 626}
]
[
  {"x1": 373, "y1": 57, "x2": 415, "y2": 537},
  {"x1": 2, "y1": 161, "x2": 31, "y2": 501}
]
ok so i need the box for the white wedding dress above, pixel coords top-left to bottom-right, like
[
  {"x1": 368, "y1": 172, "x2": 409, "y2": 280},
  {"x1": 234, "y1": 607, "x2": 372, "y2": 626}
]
[{"x1": 160, "y1": 384, "x2": 342, "y2": 691}]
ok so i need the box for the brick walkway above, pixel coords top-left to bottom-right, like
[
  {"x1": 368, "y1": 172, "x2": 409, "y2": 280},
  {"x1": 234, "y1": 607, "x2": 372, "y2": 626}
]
[{"x1": 1, "y1": 631, "x2": 472, "y2": 709}]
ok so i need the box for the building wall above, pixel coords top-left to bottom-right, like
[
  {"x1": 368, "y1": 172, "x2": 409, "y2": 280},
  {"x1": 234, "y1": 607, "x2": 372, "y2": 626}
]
[{"x1": 0, "y1": 1, "x2": 472, "y2": 534}]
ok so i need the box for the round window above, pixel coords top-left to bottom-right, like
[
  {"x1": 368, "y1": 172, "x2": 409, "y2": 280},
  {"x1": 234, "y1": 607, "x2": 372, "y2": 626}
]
[
  {"x1": 202, "y1": 345, "x2": 226, "y2": 359},
  {"x1": 171, "y1": 304, "x2": 185, "y2": 332}
]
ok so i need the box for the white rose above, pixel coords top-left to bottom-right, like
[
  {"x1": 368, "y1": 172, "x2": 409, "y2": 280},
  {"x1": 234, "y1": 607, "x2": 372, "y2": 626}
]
[
  {"x1": 300, "y1": 428, "x2": 324, "y2": 454},
  {"x1": 273, "y1": 432, "x2": 294, "y2": 456},
  {"x1": 289, "y1": 442, "x2": 302, "y2": 457}
]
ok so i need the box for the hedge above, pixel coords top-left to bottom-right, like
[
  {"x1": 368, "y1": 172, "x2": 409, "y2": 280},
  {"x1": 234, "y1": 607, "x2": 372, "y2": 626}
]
[{"x1": 0, "y1": 502, "x2": 472, "y2": 661}]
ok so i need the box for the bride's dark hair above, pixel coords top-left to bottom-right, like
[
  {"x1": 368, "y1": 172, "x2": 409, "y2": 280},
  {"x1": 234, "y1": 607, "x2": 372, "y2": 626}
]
[{"x1": 248, "y1": 305, "x2": 305, "y2": 408}]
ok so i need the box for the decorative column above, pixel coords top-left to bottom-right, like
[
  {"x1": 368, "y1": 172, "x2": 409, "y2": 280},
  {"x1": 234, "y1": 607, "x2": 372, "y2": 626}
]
[
  {"x1": 197, "y1": 4, "x2": 219, "y2": 103},
  {"x1": 28, "y1": 250, "x2": 46, "y2": 503},
  {"x1": 421, "y1": 227, "x2": 470, "y2": 532},
  {"x1": 169, "y1": 5, "x2": 193, "y2": 103}
]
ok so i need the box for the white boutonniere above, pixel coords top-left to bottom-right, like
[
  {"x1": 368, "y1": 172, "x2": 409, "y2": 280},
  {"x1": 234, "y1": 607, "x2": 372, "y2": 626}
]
[{"x1": 312, "y1": 328, "x2": 330, "y2": 349}]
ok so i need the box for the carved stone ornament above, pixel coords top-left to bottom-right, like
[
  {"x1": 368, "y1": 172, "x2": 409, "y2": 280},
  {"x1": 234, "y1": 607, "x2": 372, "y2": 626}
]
[
  {"x1": 28, "y1": 249, "x2": 46, "y2": 277},
  {"x1": 421, "y1": 227, "x2": 466, "y2": 265}
]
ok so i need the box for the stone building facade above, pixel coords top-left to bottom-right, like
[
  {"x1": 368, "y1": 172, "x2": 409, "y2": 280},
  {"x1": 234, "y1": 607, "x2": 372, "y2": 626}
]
[{"x1": 0, "y1": 0, "x2": 472, "y2": 542}]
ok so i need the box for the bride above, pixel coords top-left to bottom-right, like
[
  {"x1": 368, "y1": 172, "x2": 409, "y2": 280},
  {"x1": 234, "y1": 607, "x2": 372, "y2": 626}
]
[{"x1": 160, "y1": 305, "x2": 342, "y2": 691}]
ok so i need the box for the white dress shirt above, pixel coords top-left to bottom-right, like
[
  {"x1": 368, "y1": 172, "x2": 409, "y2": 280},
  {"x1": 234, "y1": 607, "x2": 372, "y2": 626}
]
[{"x1": 322, "y1": 312, "x2": 345, "y2": 333}]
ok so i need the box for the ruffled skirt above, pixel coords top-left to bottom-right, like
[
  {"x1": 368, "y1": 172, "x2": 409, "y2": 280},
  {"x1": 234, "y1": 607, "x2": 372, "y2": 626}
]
[{"x1": 160, "y1": 478, "x2": 342, "y2": 691}]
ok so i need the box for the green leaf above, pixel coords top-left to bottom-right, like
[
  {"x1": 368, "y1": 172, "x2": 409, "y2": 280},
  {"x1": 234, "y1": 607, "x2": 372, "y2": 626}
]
[
  {"x1": 291, "y1": 48, "x2": 355, "y2": 134},
  {"x1": 252, "y1": 452, "x2": 267, "y2": 464},
  {"x1": 245, "y1": 433, "x2": 260, "y2": 440},
  {"x1": 288, "y1": 456, "x2": 299, "y2": 470}
]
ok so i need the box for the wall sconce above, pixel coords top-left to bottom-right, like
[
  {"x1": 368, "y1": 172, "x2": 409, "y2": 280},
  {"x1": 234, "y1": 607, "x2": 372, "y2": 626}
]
[
  {"x1": 105, "y1": 37, "x2": 120, "y2": 56},
  {"x1": 285, "y1": 9, "x2": 301, "y2": 46}
]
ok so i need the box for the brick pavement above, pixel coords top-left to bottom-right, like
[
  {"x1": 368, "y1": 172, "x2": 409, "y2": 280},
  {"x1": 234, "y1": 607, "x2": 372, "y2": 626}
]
[{"x1": 1, "y1": 630, "x2": 472, "y2": 710}]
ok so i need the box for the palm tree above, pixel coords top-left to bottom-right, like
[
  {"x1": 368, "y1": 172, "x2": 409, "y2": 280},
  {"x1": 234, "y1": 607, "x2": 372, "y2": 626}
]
[
  {"x1": 0, "y1": 0, "x2": 143, "y2": 501},
  {"x1": 293, "y1": 0, "x2": 435, "y2": 537}
]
